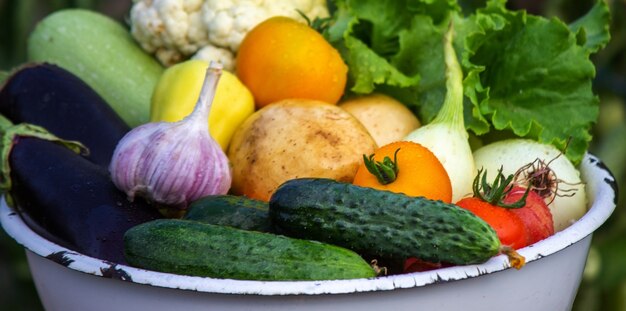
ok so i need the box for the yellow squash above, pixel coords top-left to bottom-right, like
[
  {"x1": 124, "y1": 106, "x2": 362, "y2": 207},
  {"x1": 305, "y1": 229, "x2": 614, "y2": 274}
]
[{"x1": 151, "y1": 60, "x2": 254, "y2": 150}]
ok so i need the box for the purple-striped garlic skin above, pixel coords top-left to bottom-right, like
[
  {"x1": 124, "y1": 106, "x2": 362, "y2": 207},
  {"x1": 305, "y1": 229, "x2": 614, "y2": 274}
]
[
  {"x1": 109, "y1": 119, "x2": 232, "y2": 210},
  {"x1": 109, "y1": 63, "x2": 231, "y2": 211}
]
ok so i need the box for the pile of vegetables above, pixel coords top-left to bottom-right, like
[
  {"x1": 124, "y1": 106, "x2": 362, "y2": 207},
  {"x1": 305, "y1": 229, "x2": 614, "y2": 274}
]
[{"x1": 0, "y1": 0, "x2": 613, "y2": 282}]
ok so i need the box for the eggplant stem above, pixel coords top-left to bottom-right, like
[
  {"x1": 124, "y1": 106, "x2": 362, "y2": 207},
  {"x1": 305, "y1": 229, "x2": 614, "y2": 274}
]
[
  {"x1": 0, "y1": 115, "x2": 13, "y2": 134},
  {"x1": 0, "y1": 123, "x2": 87, "y2": 194}
]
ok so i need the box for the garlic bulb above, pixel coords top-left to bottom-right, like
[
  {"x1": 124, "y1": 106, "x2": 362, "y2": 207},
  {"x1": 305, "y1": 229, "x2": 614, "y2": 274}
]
[{"x1": 109, "y1": 62, "x2": 231, "y2": 214}]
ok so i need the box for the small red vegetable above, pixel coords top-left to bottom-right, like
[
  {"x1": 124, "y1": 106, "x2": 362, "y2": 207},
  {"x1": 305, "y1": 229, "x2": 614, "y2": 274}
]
[
  {"x1": 456, "y1": 168, "x2": 532, "y2": 249},
  {"x1": 505, "y1": 186, "x2": 554, "y2": 245},
  {"x1": 403, "y1": 257, "x2": 450, "y2": 273},
  {"x1": 456, "y1": 197, "x2": 528, "y2": 249},
  {"x1": 402, "y1": 168, "x2": 533, "y2": 272}
]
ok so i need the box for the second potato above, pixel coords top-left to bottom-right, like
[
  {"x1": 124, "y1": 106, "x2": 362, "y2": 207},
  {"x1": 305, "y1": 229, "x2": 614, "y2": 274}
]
[{"x1": 339, "y1": 93, "x2": 421, "y2": 147}]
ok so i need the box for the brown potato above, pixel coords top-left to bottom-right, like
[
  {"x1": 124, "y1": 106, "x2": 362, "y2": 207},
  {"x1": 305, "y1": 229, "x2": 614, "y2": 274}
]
[
  {"x1": 339, "y1": 93, "x2": 421, "y2": 146},
  {"x1": 227, "y1": 99, "x2": 377, "y2": 201}
]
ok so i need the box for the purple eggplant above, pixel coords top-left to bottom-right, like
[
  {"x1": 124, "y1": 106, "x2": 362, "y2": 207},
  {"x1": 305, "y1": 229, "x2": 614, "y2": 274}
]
[
  {"x1": 0, "y1": 63, "x2": 130, "y2": 167},
  {"x1": 2, "y1": 124, "x2": 161, "y2": 264}
]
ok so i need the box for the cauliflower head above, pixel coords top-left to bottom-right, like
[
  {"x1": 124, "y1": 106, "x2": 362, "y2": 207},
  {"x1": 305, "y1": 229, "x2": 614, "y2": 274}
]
[{"x1": 130, "y1": 0, "x2": 329, "y2": 69}]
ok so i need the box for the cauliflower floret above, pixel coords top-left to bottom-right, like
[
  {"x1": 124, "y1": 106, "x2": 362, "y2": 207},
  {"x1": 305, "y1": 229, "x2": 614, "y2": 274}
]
[
  {"x1": 192, "y1": 45, "x2": 236, "y2": 71},
  {"x1": 202, "y1": 0, "x2": 329, "y2": 52},
  {"x1": 130, "y1": 0, "x2": 328, "y2": 67},
  {"x1": 130, "y1": 0, "x2": 208, "y2": 66}
]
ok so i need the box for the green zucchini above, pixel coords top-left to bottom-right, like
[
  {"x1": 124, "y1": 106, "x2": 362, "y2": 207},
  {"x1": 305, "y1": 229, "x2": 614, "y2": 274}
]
[
  {"x1": 27, "y1": 9, "x2": 163, "y2": 127},
  {"x1": 0, "y1": 71, "x2": 8, "y2": 85},
  {"x1": 269, "y1": 178, "x2": 501, "y2": 265},
  {"x1": 124, "y1": 219, "x2": 376, "y2": 281},
  {"x1": 184, "y1": 195, "x2": 271, "y2": 232}
]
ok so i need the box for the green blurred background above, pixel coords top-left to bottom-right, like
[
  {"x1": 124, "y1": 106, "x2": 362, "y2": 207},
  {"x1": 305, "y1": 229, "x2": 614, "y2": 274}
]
[{"x1": 0, "y1": 0, "x2": 625, "y2": 310}]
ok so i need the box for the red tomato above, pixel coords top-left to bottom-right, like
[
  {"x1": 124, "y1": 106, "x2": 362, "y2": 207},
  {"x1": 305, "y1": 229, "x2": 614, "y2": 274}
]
[
  {"x1": 505, "y1": 186, "x2": 554, "y2": 245},
  {"x1": 456, "y1": 197, "x2": 529, "y2": 249}
]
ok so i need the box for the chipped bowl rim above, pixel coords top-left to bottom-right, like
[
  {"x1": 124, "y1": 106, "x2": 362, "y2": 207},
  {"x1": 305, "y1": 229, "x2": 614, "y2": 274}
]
[{"x1": 0, "y1": 153, "x2": 617, "y2": 296}]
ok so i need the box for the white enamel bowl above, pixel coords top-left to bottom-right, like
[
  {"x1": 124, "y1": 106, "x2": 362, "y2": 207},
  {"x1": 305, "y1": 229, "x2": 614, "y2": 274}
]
[{"x1": 0, "y1": 154, "x2": 618, "y2": 311}]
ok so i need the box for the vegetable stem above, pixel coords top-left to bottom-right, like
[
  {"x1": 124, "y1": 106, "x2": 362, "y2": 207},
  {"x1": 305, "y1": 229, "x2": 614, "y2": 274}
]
[
  {"x1": 1, "y1": 123, "x2": 87, "y2": 193},
  {"x1": 500, "y1": 246, "x2": 525, "y2": 270},
  {"x1": 473, "y1": 167, "x2": 530, "y2": 209},
  {"x1": 363, "y1": 148, "x2": 401, "y2": 185},
  {"x1": 431, "y1": 22, "x2": 465, "y2": 133},
  {"x1": 187, "y1": 61, "x2": 223, "y2": 127},
  {"x1": 0, "y1": 114, "x2": 13, "y2": 133}
]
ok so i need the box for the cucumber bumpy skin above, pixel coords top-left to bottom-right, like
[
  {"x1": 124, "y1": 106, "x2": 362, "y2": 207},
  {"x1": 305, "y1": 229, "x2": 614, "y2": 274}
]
[
  {"x1": 184, "y1": 195, "x2": 271, "y2": 232},
  {"x1": 269, "y1": 178, "x2": 501, "y2": 265},
  {"x1": 124, "y1": 219, "x2": 377, "y2": 281}
]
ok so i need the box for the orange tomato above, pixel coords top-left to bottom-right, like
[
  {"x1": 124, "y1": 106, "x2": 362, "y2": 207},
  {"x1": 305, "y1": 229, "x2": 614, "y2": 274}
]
[
  {"x1": 236, "y1": 16, "x2": 348, "y2": 108},
  {"x1": 352, "y1": 141, "x2": 452, "y2": 203}
]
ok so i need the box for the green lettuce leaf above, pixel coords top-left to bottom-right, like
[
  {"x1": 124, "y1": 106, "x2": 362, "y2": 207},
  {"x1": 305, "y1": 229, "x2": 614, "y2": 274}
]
[
  {"x1": 325, "y1": 0, "x2": 459, "y2": 95},
  {"x1": 463, "y1": 1, "x2": 604, "y2": 163},
  {"x1": 377, "y1": 16, "x2": 447, "y2": 123},
  {"x1": 568, "y1": 0, "x2": 612, "y2": 54},
  {"x1": 324, "y1": 0, "x2": 611, "y2": 164}
]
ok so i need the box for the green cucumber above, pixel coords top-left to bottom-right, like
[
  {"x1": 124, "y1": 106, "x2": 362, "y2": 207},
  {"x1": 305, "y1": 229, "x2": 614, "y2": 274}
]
[
  {"x1": 124, "y1": 219, "x2": 376, "y2": 281},
  {"x1": 269, "y1": 178, "x2": 501, "y2": 265},
  {"x1": 27, "y1": 9, "x2": 163, "y2": 127},
  {"x1": 184, "y1": 195, "x2": 271, "y2": 232}
]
